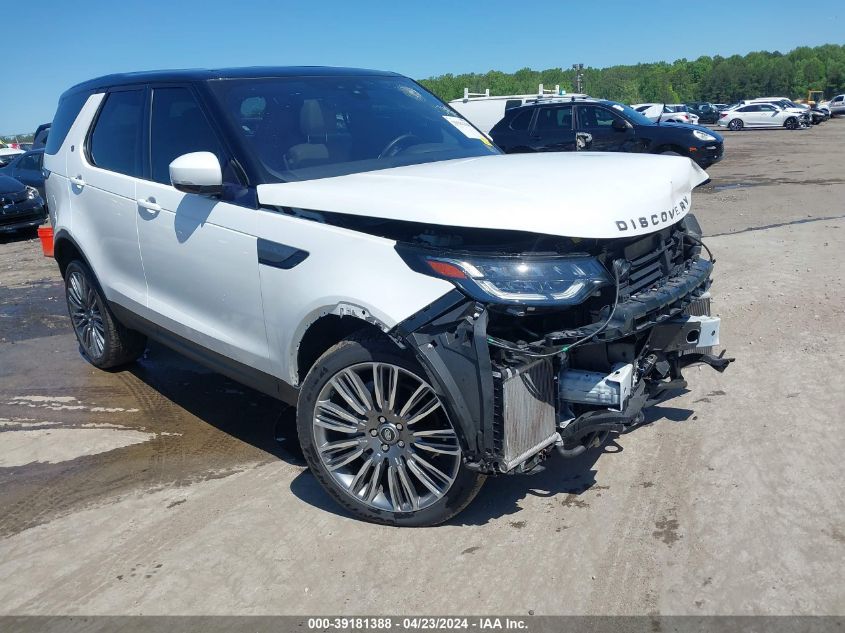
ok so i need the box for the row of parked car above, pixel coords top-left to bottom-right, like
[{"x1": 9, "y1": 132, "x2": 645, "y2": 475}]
[
  {"x1": 448, "y1": 89, "x2": 845, "y2": 169},
  {"x1": 449, "y1": 90, "x2": 726, "y2": 168},
  {"x1": 0, "y1": 123, "x2": 50, "y2": 234}
]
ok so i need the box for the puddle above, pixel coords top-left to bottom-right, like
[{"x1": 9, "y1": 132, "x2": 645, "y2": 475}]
[{"x1": 713, "y1": 182, "x2": 759, "y2": 192}]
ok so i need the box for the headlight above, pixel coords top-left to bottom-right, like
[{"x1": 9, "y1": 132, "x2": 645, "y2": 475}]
[
  {"x1": 397, "y1": 247, "x2": 611, "y2": 306},
  {"x1": 25, "y1": 186, "x2": 39, "y2": 200},
  {"x1": 692, "y1": 130, "x2": 717, "y2": 142}
]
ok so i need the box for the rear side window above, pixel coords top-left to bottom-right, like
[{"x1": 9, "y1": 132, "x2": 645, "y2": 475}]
[
  {"x1": 149, "y1": 87, "x2": 225, "y2": 185},
  {"x1": 45, "y1": 92, "x2": 88, "y2": 155},
  {"x1": 535, "y1": 106, "x2": 573, "y2": 131},
  {"x1": 509, "y1": 109, "x2": 533, "y2": 131},
  {"x1": 504, "y1": 99, "x2": 523, "y2": 111},
  {"x1": 89, "y1": 90, "x2": 145, "y2": 177}
]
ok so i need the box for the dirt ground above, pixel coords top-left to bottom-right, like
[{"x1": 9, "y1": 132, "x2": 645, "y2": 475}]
[{"x1": 0, "y1": 121, "x2": 843, "y2": 616}]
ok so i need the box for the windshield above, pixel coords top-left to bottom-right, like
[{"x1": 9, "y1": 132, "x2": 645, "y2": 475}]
[
  {"x1": 604, "y1": 102, "x2": 655, "y2": 126},
  {"x1": 209, "y1": 75, "x2": 500, "y2": 182}
]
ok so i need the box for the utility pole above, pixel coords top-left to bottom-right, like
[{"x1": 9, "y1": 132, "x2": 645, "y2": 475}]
[{"x1": 572, "y1": 63, "x2": 584, "y2": 93}]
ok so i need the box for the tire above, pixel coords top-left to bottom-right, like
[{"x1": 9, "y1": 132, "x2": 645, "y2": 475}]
[
  {"x1": 296, "y1": 331, "x2": 486, "y2": 526},
  {"x1": 784, "y1": 117, "x2": 797, "y2": 130},
  {"x1": 728, "y1": 118, "x2": 743, "y2": 131},
  {"x1": 64, "y1": 260, "x2": 147, "y2": 369},
  {"x1": 659, "y1": 149, "x2": 682, "y2": 157}
]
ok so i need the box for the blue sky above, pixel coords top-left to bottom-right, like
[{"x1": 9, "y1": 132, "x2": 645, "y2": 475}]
[{"x1": 2, "y1": 0, "x2": 842, "y2": 134}]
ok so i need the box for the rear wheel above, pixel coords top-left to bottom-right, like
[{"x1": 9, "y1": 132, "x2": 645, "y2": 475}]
[
  {"x1": 296, "y1": 333, "x2": 485, "y2": 526},
  {"x1": 64, "y1": 260, "x2": 146, "y2": 369},
  {"x1": 728, "y1": 118, "x2": 743, "y2": 131},
  {"x1": 784, "y1": 117, "x2": 798, "y2": 130}
]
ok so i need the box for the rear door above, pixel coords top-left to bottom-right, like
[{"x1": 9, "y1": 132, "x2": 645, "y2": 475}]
[
  {"x1": 134, "y1": 84, "x2": 271, "y2": 374},
  {"x1": 66, "y1": 88, "x2": 148, "y2": 310},
  {"x1": 529, "y1": 105, "x2": 576, "y2": 151}
]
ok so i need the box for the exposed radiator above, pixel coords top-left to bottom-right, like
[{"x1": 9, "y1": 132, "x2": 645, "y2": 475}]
[{"x1": 493, "y1": 358, "x2": 557, "y2": 472}]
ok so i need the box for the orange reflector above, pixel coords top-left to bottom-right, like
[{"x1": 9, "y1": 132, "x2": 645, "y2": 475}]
[
  {"x1": 689, "y1": 147, "x2": 697, "y2": 152},
  {"x1": 427, "y1": 260, "x2": 467, "y2": 279}
]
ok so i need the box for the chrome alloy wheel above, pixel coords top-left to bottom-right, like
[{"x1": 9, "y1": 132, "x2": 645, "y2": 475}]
[
  {"x1": 67, "y1": 270, "x2": 106, "y2": 360},
  {"x1": 312, "y1": 362, "x2": 461, "y2": 513}
]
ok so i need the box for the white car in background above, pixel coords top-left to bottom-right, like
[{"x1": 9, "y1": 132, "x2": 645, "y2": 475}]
[
  {"x1": 827, "y1": 94, "x2": 845, "y2": 116},
  {"x1": 631, "y1": 103, "x2": 698, "y2": 124},
  {"x1": 0, "y1": 145, "x2": 26, "y2": 167},
  {"x1": 717, "y1": 102, "x2": 802, "y2": 130}
]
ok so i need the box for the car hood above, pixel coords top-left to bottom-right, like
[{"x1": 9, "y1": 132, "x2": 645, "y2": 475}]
[
  {"x1": 0, "y1": 174, "x2": 25, "y2": 195},
  {"x1": 257, "y1": 153, "x2": 709, "y2": 240}
]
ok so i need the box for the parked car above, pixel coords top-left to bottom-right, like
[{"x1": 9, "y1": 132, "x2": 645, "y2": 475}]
[
  {"x1": 631, "y1": 103, "x2": 697, "y2": 124},
  {"x1": 687, "y1": 102, "x2": 721, "y2": 124},
  {"x1": 1, "y1": 149, "x2": 46, "y2": 199},
  {"x1": 717, "y1": 103, "x2": 802, "y2": 130},
  {"x1": 826, "y1": 94, "x2": 845, "y2": 116},
  {"x1": 490, "y1": 98, "x2": 724, "y2": 167},
  {"x1": 32, "y1": 122, "x2": 50, "y2": 150},
  {"x1": 448, "y1": 87, "x2": 589, "y2": 134},
  {"x1": 0, "y1": 147, "x2": 25, "y2": 167},
  {"x1": 744, "y1": 98, "x2": 811, "y2": 126},
  {"x1": 0, "y1": 173, "x2": 47, "y2": 233},
  {"x1": 46, "y1": 67, "x2": 730, "y2": 526}
]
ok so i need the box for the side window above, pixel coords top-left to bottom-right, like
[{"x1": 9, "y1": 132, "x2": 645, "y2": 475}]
[
  {"x1": 579, "y1": 106, "x2": 622, "y2": 128},
  {"x1": 150, "y1": 87, "x2": 226, "y2": 185},
  {"x1": 509, "y1": 109, "x2": 533, "y2": 131},
  {"x1": 19, "y1": 153, "x2": 41, "y2": 171},
  {"x1": 504, "y1": 99, "x2": 523, "y2": 111},
  {"x1": 534, "y1": 106, "x2": 573, "y2": 132},
  {"x1": 45, "y1": 92, "x2": 88, "y2": 155},
  {"x1": 89, "y1": 90, "x2": 145, "y2": 177}
]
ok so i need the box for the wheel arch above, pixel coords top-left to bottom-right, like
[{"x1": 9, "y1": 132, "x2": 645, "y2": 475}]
[
  {"x1": 294, "y1": 310, "x2": 395, "y2": 386},
  {"x1": 53, "y1": 230, "x2": 91, "y2": 279}
]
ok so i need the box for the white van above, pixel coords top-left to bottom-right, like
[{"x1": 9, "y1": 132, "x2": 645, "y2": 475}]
[{"x1": 45, "y1": 67, "x2": 730, "y2": 526}]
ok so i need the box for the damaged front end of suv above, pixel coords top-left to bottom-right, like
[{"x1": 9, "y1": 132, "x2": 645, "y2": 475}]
[{"x1": 388, "y1": 211, "x2": 732, "y2": 475}]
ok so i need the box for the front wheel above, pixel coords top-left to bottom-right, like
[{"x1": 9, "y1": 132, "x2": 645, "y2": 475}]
[
  {"x1": 728, "y1": 118, "x2": 743, "y2": 131},
  {"x1": 784, "y1": 117, "x2": 798, "y2": 130},
  {"x1": 297, "y1": 333, "x2": 485, "y2": 526}
]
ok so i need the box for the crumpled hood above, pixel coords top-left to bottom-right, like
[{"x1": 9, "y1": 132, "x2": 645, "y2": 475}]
[{"x1": 257, "y1": 153, "x2": 709, "y2": 239}]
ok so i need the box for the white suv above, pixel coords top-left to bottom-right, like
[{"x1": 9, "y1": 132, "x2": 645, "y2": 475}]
[{"x1": 45, "y1": 67, "x2": 731, "y2": 526}]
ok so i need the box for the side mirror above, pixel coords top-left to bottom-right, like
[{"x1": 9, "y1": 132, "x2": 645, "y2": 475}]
[
  {"x1": 612, "y1": 118, "x2": 629, "y2": 131},
  {"x1": 169, "y1": 152, "x2": 223, "y2": 196}
]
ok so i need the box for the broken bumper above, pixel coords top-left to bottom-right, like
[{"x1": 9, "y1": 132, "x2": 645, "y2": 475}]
[{"x1": 394, "y1": 258, "x2": 732, "y2": 474}]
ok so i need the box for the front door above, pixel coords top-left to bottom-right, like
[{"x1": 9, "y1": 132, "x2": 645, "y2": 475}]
[
  {"x1": 134, "y1": 85, "x2": 271, "y2": 374},
  {"x1": 576, "y1": 105, "x2": 636, "y2": 152}
]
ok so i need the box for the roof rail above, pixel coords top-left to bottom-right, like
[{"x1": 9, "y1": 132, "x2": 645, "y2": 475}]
[{"x1": 461, "y1": 84, "x2": 564, "y2": 100}]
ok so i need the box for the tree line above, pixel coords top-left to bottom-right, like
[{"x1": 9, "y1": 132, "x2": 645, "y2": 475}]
[{"x1": 419, "y1": 44, "x2": 845, "y2": 104}]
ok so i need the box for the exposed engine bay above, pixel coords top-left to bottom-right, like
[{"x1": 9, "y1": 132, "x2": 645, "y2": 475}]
[{"x1": 278, "y1": 205, "x2": 733, "y2": 474}]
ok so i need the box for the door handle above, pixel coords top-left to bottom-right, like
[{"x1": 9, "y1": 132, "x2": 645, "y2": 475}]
[
  {"x1": 69, "y1": 175, "x2": 85, "y2": 187},
  {"x1": 136, "y1": 198, "x2": 162, "y2": 213}
]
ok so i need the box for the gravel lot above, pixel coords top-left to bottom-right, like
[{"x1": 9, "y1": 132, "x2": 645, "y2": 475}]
[{"x1": 1, "y1": 121, "x2": 843, "y2": 616}]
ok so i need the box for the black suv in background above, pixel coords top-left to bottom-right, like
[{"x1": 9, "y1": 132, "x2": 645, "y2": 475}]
[
  {"x1": 490, "y1": 99, "x2": 724, "y2": 168},
  {"x1": 687, "y1": 102, "x2": 721, "y2": 124}
]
